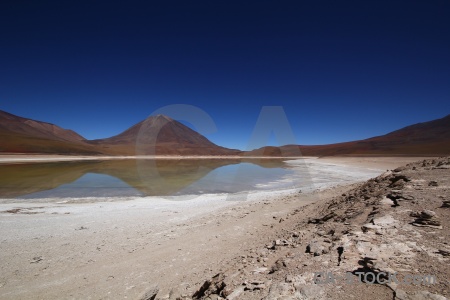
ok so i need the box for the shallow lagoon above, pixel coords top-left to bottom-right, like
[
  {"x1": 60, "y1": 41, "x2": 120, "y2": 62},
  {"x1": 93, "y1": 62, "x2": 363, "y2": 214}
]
[
  {"x1": 0, "y1": 159, "x2": 306, "y2": 198},
  {"x1": 0, "y1": 158, "x2": 384, "y2": 200}
]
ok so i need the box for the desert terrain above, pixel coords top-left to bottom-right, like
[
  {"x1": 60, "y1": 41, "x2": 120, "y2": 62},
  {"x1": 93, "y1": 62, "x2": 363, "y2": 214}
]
[{"x1": 1, "y1": 156, "x2": 446, "y2": 299}]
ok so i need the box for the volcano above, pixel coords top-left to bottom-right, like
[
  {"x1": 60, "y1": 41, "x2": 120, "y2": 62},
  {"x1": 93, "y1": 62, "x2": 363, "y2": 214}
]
[{"x1": 88, "y1": 115, "x2": 241, "y2": 155}]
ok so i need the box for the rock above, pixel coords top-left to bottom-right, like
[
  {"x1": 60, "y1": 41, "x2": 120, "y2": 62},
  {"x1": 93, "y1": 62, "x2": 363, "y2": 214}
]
[
  {"x1": 224, "y1": 286, "x2": 244, "y2": 300},
  {"x1": 387, "y1": 191, "x2": 414, "y2": 202},
  {"x1": 169, "y1": 288, "x2": 182, "y2": 300},
  {"x1": 308, "y1": 212, "x2": 336, "y2": 224},
  {"x1": 433, "y1": 165, "x2": 450, "y2": 170},
  {"x1": 412, "y1": 210, "x2": 442, "y2": 228},
  {"x1": 395, "y1": 289, "x2": 448, "y2": 300},
  {"x1": 263, "y1": 282, "x2": 294, "y2": 300},
  {"x1": 380, "y1": 170, "x2": 393, "y2": 178},
  {"x1": 243, "y1": 280, "x2": 266, "y2": 291},
  {"x1": 420, "y1": 210, "x2": 436, "y2": 219},
  {"x1": 388, "y1": 174, "x2": 411, "y2": 189},
  {"x1": 306, "y1": 240, "x2": 330, "y2": 256},
  {"x1": 391, "y1": 179, "x2": 406, "y2": 188},
  {"x1": 138, "y1": 285, "x2": 159, "y2": 300},
  {"x1": 266, "y1": 239, "x2": 290, "y2": 250},
  {"x1": 412, "y1": 218, "x2": 442, "y2": 227},
  {"x1": 266, "y1": 241, "x2": 276, "y2": 250},
  {"x1": 192, "y1": 273, "x2": 226, "y2": 299},
  {"x1": 441, "y1": 201, "x2": 450, "y2": 208},
  {"x1": 204, "y1": 294, "x2": 221, "y2": 300},
  {"x1": 428, "y1": 180, "x2": 439, "y2": 187},
  {"x1": 252, "y1": 267, "x2": 268, "y2": 274},
  {"x1": 30, "y1": 256, "x2": 43, "y2": 264},
  {"x1": 372, "y1": 215, "x2": 396, "y2": 226},
  {"x1": 437, "y1": 249, "x2": 450, "y2": 257},
  {"x1": 295, "y1": 284, "x2": 325, "y2": 300},
  {"x1": 410, "y1": 211, "x2": 420, "y2": 217},
  {"x1": 274, "y1": 239, "x2": 290, "y2": 246},
  {"x1": 362, "y1": 223, "x2": 382, "y2": 233},
  {"x1": 394, "y1": 166, "x2": 406, "y2": 172},
  {"x1": 269, "y1": 258, "x2": 289, "y2": 273},
  {"x1": 401, "y1": 194, "x2": 415, "y2": 201}
]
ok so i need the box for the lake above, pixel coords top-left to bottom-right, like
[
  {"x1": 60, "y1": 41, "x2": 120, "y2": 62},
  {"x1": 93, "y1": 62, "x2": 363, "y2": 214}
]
[
  {"x1": 0, "y1": 159, "x2": 306, "y2": 199},
  {"x1": 0, "y1": 158, "x2": 382, "y2": 200}
]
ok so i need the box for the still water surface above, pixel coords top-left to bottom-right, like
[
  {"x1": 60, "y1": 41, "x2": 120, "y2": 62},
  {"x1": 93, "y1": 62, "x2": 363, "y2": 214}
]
[{"x1": 0, "y1": 159, "x2": 307, "y2": 198}]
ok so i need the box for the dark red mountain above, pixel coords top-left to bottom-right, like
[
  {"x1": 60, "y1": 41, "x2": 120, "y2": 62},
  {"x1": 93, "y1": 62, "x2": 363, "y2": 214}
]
[
  {"x1": 0, "y1": 110, "x2": 99, "y2": 154},
  {"x1": 1, "y1": 109, "x2": 449, "y2": 156},
  {"x1": 246, "y1": 114, "x2": 450, "y2": 157}
]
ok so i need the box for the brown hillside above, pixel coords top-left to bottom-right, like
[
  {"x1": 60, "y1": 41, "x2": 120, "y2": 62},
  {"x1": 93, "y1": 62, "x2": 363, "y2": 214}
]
[{"x1": 246, "y1": 114, "x2": 450, "y2": 157}]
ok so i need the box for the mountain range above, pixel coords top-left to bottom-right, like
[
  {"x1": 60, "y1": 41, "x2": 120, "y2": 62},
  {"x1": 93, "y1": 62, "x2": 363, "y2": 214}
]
[{"x1": 1, "y1": 109, "x2": 449, "y2": 156}]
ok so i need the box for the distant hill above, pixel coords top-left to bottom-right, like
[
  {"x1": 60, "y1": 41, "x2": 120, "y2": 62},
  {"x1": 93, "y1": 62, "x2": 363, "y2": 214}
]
[
  {"x1": 1, "y1": 109, "x2": 449, "y2": 156},
  {"x1": 0, "y1": 110, "x2": 99, "y2": 154},
  {"x1": 246, "y1": 114, "x2": 450, "y2": 156}
]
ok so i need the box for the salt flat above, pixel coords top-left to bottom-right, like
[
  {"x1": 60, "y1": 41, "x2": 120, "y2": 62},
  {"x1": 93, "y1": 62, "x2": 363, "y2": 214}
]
[{"x1": 0, "y1": 157, "x2": 424, "y2": 299}]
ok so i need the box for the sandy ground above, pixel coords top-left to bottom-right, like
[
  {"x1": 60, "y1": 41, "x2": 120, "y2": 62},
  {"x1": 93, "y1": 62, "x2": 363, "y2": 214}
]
[{"x1": 0, "y1": 157, "x2": 426, "y2": 299}]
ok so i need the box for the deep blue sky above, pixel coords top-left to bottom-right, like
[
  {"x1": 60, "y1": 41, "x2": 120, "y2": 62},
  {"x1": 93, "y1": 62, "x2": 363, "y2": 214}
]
[{"x1": 1, "y1": 0, "x2": 449, "y2": 150}]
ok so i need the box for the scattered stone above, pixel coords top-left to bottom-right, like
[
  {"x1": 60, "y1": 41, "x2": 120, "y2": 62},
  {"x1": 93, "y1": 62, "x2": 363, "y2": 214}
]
[
  {"x1": 269, "y1": 258, "x2": 289, "y2": 274},
  {"x1": 390, "y1": 174, "x2": 411, "y2": 184},
  {"x1": 30, "y1": 256, "x2": 42, "y2": 264},
  {"x1": 412, "y1": 210, "x2": 442, "y2": 228},
  {"x1": 296, "y1": 284, "x2": 325, "y2": 300},
  {"x1": 395, "y1": 289, "x2": 447, "y2": 300},
  {"x1": 306, "y1": 240, "x2": 330, "y2": 256},
  {"x1": 394, "y1": 166, "x2": 406, "y2": 172},
  {"x1": 263, "y1": 282, "x2": 294, "y2": 300},
  {"x1": 433, "y1": 165, "x2": 450, "y2": 170},
  {"x1": 387, "y1": 190, "x2": 414, "y2": 203},
  {"x1": 224, "y1": 286, "x2": 244, "y2": 300},
  {"x1": 252, "y1": 267, "x2": 268, "y2": 274},
  {"x1": 308, "y1": 212, "x2": 336, "y2": 224},
  {"x1": 274, "y1": 239, "x2": 290, "y2": 246},
  {"x1": 169, "y1": 287, "x2": 182, "y2": 300},
  {"x1": 372, "y1": 215, "x2": 396, "y2": 226},
  {"x1": 243, "y1": 280, "x2": 266, "y2": 291},
  {"x1": 437, "y1": 249, "x2": 450, "y2": 257},
  {"x1": 421, "y1": 210, "x2": 436, "y2": 218},
  {"x1": 428, "y1": 180, "x2": 439, "y2": 186},
  {"x1": 163, "y1": 157, "x2": 450, "y2": 300},
  {"x1": 192, "y1": 273, "x2": 226, "y2": 299},
  {"x1": 361, "y1": 223, "x2": 382, "y2": 234},
  {"x1": 441, "y1": 201, "x2": 450, "y2": 208},
  {"x1": 138, "y1": 285, "x2": 159, "y2": 300}
]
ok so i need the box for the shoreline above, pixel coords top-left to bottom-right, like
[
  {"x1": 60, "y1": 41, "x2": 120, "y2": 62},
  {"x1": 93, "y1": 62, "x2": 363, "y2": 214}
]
[
  {"x1": 0, "y1": 154, "x2": 430, "y2": 166},
  {"x1": 0, "y1": 154, "x2": 310, "y2": 164},
  {"x1": 0, "y1": 156, "x2": 431, "y2": 299},
  {"x1": 0, "y1": 180, "x2": 357, "y2": 299}
]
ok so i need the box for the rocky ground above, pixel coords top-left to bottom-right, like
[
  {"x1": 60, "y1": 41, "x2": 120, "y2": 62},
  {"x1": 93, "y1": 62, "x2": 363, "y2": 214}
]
[{"x1": 145, "y1": 157, "x2": 450, "y2": 300}]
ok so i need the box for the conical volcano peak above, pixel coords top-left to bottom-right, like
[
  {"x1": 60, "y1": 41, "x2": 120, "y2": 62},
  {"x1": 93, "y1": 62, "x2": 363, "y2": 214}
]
[{"x1": 152, "y1": 114, "x2": 174, "y2": 122}]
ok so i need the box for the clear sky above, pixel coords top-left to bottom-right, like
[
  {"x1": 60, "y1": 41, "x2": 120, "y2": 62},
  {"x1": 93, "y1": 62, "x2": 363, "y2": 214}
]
[{"x1": 1, "y1": 0, "x2": 449, "y2": 150}]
